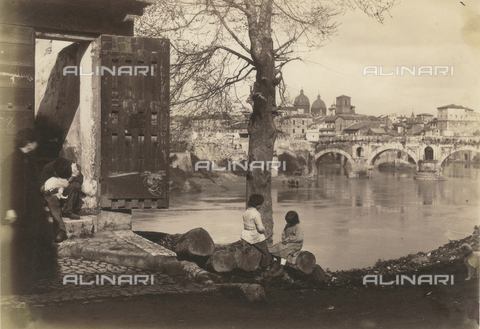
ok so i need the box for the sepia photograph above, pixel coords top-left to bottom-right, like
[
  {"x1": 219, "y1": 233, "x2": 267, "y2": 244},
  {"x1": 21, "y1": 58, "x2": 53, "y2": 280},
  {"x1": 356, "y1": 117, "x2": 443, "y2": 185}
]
[{"x1": 0, "y1": 0, "x2": 479, "y2": 328}]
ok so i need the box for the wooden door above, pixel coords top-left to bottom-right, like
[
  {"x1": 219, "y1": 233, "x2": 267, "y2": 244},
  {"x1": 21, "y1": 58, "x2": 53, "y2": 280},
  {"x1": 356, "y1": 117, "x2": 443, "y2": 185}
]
[
  {"x1": 0, "y1": 24, "x2": 35, "y2": 161},
  {"x1": 99, "y1": 35, "x2": 169, "y2": 209}
]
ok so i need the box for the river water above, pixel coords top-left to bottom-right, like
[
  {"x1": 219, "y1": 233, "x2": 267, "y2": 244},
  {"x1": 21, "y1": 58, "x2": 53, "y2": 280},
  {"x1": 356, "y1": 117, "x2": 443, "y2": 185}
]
[{"x1": 133, "y1": 162, "x2": 480, "y2": 271}]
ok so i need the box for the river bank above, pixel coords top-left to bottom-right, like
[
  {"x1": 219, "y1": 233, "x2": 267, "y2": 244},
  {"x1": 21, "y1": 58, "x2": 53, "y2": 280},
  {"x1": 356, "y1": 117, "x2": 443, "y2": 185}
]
[
  {"x1": 4, "y1": 280, "x2": 477, "y2": 329},
  {"x1": 2, "y1": 228, "x2": 478, "y2": 329},
  {"x1": 168, "y1": 166, "x2": 325, "y2": 193}
]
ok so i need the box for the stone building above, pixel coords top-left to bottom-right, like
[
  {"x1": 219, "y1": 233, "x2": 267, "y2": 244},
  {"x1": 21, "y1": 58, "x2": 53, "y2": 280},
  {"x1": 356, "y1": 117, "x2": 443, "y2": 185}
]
[
  {"x1": 327, "y1": 102, "x2": 337, "y2": 116},
  {"x1": 277, "y1": 114, "x2": 313, "y2": 139},
  {"x1": 416, "y1": 113, "x2": 434, "y2": 123},
  {"x1": 343, "y1": 120, "x2": 382, "y2": 136},
  {"x1": 335, "y1": 95, "x2": 355, "y2": 114},
  {"x1": 436, "y1": 104, "x2": 480, "y2": 136},
  {"x1": 1, "y1": 0, "x2": 171, "y2": 212}
]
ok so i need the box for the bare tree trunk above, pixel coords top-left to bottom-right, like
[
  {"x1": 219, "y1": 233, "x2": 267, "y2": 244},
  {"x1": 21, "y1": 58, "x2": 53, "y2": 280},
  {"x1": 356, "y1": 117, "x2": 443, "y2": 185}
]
[
  {"x1": 135, "y1": 228, "x2": 215, "y2": 261},
  {"x1": 246, "y1": 0, "x2": 277, "y2": 245},
  {"x1": 309, "y1": 265, "x2": 326, "y2": 284},
  {"x1": 216, "y1": 240, "x2": 263, "y2": 271},
  {"x1": 179, "y1": 260, "x2": 224, "y2": 284},
  {"x1": 286, "y1": 251, "x2": 316, "y2": 275},
  {"x1": 207, "y1": 240, "x2": 263, "y2": 272},
  {"x1": 205, "y1": 250, "x2": 237, "y2": 273}
]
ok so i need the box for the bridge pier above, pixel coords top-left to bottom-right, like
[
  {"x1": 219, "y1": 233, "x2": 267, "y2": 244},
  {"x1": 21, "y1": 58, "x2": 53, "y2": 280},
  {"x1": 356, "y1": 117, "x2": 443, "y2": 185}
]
[
  {"x1": 414, "y1": 160, "x2": 445, "y2": 180},
  {"x1": 348, "y1": 159, "x2": 374, "y2": 178}
]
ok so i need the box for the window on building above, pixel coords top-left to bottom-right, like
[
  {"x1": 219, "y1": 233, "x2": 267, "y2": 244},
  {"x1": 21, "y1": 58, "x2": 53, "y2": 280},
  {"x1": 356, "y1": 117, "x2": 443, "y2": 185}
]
[
  {"x1": 293, "y1": 129, "x2": 295, "y2": 133},
  {"x1": 293, "y1": 120, "x2": 295, "y2": 125},
  {"x1": 302, "y1": 129, "x2": 304, "y2": 133},
  {"x1": 302, "y1": 120, "x2": 304, "y2": 125}
]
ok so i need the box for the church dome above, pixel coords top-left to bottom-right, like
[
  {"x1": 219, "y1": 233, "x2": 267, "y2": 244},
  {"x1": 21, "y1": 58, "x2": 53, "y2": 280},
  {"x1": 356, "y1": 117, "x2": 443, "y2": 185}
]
[
  {"x1": 293, "y1": 89, "x2": 310, "y2": 107},
  {"x1": 311, "y1": 94, "x2": 326, "y2": 110}
]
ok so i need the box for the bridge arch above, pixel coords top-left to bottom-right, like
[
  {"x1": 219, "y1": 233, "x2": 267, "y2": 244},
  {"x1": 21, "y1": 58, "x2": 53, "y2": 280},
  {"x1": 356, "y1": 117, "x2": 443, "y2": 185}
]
[
  {"x1": 275, "y1": 148, "x2": 297, "y2": 158},
  {"x1": 367, "y1": 144, "x2": 419, "y2": 166},
  {"x1": 438, "y1": 146, "x2": 480, "y2": 166},
  {"x1": 315, "y1": 148, "x2": 355, "y2": 165}
]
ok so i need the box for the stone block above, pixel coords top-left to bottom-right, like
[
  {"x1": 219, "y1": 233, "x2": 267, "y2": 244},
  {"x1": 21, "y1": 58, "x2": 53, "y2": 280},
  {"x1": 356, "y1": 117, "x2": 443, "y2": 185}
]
[
  {"x1": 113, "y1": 230, "x2": 176, "y2": 257},
  {"x1": 418, "y1": 160, "x2": 439, "y2": 172},
  {"x1": 95, "y1": 210, "x2": 132, "y2": 232},
  {"x1": 64, "y1": 216, "x2": 95, "y2": 238}
]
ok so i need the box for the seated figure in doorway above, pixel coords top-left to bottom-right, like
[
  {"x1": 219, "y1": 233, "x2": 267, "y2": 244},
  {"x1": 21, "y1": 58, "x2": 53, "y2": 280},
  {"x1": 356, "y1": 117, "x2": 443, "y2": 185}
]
[{"x1": 39, "y1": 158, "x2": 83, "y2": 243}]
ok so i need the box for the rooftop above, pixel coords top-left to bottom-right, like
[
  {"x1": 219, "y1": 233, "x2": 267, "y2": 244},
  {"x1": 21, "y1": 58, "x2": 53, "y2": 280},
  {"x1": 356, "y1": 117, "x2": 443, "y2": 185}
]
[
  {"x1": 293, "y1": 89, "x2": 310, "y2": 107},
  {"x1": 437, "y1": 104, "x2": 475, "y2": 111},
  {"x1": 417, "y1": 113, "x2": 434, "y2": 116}
]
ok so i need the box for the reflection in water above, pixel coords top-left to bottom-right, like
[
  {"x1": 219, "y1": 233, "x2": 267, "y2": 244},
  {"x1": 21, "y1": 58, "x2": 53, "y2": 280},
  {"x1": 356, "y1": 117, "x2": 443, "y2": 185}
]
[
  {"x1": 134, "y1": 162, "x2": 479, "y2": 271},
  {"x1": 444, "y1": 161, "x2": 480, "y2": 180}
]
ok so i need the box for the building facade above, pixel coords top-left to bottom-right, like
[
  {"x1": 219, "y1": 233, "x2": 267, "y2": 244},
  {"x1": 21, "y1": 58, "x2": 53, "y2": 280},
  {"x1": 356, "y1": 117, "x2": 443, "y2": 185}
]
[
  {"x1": 335, "y1": 95, "x2": 355, "y2": 114},
  {"x1": 437, "y1": 104, "x2": 480, "y2": 136}
]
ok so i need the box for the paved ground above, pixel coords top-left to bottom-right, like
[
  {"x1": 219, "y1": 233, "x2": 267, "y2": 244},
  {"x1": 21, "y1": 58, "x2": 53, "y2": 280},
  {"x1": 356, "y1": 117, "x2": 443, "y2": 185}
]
[
  {"x1": 1, "y1": 228, "x2": 209, "y2": 309},
  {"x1": 1, "y1": 256, "x2": 212, "y2": 308}
]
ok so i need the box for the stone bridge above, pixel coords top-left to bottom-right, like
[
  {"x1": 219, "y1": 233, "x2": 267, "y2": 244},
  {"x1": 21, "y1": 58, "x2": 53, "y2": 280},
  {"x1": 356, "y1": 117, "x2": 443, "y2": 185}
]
[
  {"x1": 313, "y1": 136, "x2": 480, "y2": 177},
  {"x1": 274, "y1": 136, "x2": 480, "y2": 178}
]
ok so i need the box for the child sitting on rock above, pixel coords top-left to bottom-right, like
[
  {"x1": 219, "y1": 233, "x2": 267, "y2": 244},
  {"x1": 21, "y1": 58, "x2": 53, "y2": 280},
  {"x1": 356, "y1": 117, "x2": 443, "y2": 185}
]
[{"x1": 269, "y1": 211, "x2": 304, "y2": 263}]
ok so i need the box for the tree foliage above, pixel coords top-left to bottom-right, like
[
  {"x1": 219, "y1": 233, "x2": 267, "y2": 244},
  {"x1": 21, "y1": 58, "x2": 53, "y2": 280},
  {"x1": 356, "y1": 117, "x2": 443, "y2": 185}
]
[{"x1": 136, "y1": 0, "x2": 395, "y2": 112}]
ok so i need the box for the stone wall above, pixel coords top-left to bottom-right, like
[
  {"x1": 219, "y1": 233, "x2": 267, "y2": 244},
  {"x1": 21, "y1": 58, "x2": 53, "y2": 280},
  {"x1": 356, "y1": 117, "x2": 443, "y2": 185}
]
[{"x1": 191, "y1": 140, "x2": 248, "y2": 162}]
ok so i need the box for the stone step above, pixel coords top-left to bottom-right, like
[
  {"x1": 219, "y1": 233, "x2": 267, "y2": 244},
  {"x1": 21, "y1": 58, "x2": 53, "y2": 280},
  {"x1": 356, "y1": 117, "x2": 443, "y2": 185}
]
[
  {"x1": 47, "y1": 210, "x2": 133, "y2": 238},
  {"x1": 48, "y1": 215, "x2": 95, "y2": 238}
]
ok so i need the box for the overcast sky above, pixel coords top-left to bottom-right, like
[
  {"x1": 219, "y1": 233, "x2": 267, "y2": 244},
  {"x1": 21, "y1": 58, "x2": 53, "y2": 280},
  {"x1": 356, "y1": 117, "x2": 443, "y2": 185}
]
[{"x1": 281, "y1": 0, "x2": 480, "y2": 117}]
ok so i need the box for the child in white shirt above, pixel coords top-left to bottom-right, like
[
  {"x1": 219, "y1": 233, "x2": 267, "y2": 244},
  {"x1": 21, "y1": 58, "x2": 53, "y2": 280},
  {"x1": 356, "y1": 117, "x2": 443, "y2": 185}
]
[{"x1": 241, "y1": 194, "x2": 273, "y2": 270}]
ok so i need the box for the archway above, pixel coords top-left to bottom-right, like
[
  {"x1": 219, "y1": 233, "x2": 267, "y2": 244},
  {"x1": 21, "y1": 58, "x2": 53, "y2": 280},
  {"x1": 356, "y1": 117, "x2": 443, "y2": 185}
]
[
  {"x1": 439, "y1": 147, "x2": 480, "y2": 167},
  {"x1": 315, "y1": 148, "x2": 354, "y2": 176},
  {"x1": 356, "y1": 147, "x2": 364, "y2": 157},
  {"x1": 368, "y1": 148, "x2": 417, "y2": 167},
  {"x1": 424, "y1": 147, "x2": 434, "y2": 160},
  {"x1": 367, "y1": 144, "x2": 419, "y2": 166},
  {"x1": 315, "y1": 149, "x2": 354, "y2": 166}
]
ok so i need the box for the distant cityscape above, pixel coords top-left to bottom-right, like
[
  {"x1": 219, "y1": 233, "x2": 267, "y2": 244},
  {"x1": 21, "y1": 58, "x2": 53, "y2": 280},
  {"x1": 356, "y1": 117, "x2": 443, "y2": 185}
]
[
  {"x1": 275, "y1": 90, "x2": 480, "y2": 141},
  {"x1": 171, "y1": 90, "x2": 480, "y2": 152}
]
